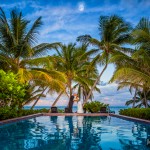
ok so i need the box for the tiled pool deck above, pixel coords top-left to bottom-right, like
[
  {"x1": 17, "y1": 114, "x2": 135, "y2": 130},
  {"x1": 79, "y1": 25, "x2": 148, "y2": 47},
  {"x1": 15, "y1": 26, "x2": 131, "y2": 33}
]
[{"x1": 0, "y1": 113, "x2": 150, "y2": 125}]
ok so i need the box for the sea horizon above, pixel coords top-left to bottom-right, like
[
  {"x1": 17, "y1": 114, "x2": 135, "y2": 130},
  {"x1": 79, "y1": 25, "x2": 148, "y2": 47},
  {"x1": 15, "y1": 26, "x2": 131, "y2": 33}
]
[{"x1": 24, "y1": 105, "x2": 130, "y2": 114}]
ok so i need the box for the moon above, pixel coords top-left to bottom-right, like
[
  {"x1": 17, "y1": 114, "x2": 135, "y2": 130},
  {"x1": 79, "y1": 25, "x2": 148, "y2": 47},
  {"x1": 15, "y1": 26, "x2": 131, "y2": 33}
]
[{"x1": 78, "y1": 3, "x2": 85, "y2": 12}]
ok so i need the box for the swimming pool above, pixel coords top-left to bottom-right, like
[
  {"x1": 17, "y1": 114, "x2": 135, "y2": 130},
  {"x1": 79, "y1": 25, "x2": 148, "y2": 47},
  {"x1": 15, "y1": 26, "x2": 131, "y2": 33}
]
[{"x1": 0, "y1": 116, "x2": 150, "y2": 150}]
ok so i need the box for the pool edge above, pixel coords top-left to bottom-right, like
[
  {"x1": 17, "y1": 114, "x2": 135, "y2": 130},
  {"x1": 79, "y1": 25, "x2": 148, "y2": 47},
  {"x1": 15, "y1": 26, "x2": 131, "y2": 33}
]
[
  {"x1": 0, "y1": 113, "x2": 43, "y2": 125},
  {"x1": 0, "y1": 113, "x2": 150, "y2": 125},
  {"x1": 43, "y1": 113, "x2": 109, "y2": 116},
  {"x1": 0, "y1": 113, "x2": 109, "y2": 125},
  {"x1": 110, "y1": 113, "x2": 150, "y2": 124}
]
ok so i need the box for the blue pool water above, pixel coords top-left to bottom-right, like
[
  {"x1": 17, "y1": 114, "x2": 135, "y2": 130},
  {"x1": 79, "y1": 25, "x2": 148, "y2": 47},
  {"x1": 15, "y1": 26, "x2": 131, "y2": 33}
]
[{"x1": 0, "y1": 116, "x2": 150, "y2": 150}]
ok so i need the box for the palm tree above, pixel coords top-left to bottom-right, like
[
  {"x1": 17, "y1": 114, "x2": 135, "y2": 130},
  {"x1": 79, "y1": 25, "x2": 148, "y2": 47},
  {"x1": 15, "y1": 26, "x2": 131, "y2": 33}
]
[
  {"x1": 125, "y1": 90, "x2": 150, "y2": 108},
  {"x1": 22, "y1": 85, "x2": 46, "y2": 107},
  {"x1": 110, "y1": 49, "x2": 150, "y2": 108},
  {"x1": 132, "y1": 18, "x2": 150, "y2": 52},
  {"x1": 0, "y1": 8, "x2": 66, "y2": 108},
  {"x1": 72, "y1": 54, "x2": 101, "y2": 102},
  {"x1": 117, "y1": 82, "x2": 139, "y2": 108},
  {"x1": 77, "y1": 15, "x2": 132, "y2": 104},
  {"x1": 111, "y1": 50, "x2": 150, "y2": 105},
  {"x1": 50, "y1": 43, "x2": 99, "y2": 111},
  {"x1": 109, "y1": 18, "x2": 150, "y2": 108}
]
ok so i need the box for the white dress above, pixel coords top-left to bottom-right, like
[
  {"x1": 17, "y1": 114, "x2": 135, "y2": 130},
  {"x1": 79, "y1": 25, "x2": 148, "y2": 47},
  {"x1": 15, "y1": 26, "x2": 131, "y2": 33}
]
[{"x1": 77, "y1": 101, "x2": 84, "y2": 113}]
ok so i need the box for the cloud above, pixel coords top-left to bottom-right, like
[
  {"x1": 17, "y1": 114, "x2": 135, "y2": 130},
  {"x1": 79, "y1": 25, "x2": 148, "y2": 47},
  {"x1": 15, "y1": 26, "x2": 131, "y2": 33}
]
[
  {"x1": 23, "y1": 0, "x2": 150, "y2": 44},
  {"x1": 27, "y1": 83, "x2": 132, "y2": 107},
  {"x1": 0, "y1": 1, "x2": 27, "y2": 9},
  {"x1": 1, "y1": 0, "x2": 148, "y2": 107},
  {"x1": 3, "y1": 0, "x2": 147, "y2": 44},
  {"x1": 93, "y1": 83, "x2": 132, "y2": 106}
]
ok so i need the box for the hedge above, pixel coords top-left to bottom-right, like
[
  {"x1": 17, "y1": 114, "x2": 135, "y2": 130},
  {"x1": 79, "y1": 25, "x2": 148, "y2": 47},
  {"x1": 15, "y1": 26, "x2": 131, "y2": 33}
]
[
  {"x1": 0, "y1": 107, "x2": 64, "y2": 120},
  {"x1": 119, "y1": 108, "x2": 150, "y2": 120}
]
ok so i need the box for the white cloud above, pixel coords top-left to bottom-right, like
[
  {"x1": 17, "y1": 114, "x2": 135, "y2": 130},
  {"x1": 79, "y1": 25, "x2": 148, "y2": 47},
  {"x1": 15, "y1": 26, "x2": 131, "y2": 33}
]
[
  {"x1": 27, "y1": 83, "x2": 132, "y2": 107},
  {"x1": 93, "y1": 83, "x2": 132, "y2": 106},
  {"x1": 0, "y1": 1, "x2": 27, "y2": 9}
]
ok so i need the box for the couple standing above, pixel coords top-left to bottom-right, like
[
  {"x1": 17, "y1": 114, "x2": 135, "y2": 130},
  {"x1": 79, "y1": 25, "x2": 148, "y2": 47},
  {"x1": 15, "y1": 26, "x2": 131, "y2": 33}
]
[{"x1": 73, "y1": 94, "x2": 84, "y2": 113}]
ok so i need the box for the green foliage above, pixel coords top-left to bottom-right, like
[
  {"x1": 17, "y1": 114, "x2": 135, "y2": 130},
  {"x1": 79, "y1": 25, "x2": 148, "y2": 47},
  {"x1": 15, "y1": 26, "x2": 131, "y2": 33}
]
[
  {"x1": 0, "y1": 107, "x2": 18, "y2": 120},
  {"x1": 110, "y1": 18, "x2": 150, "y2": 108},
  {"x1": 119, "y1": 108, "x2": 150, "y2": 120},
  {"x1": 0, "y1": 70, "x2": 26, "y2": 109},
  {"x1": 0, "y1": 107, "x2": 65, "y2": 120},
  {"x1": 57, "y1": 109, "x2": 64, "y2": 113},
  {"x1": 0, "y1": 8, "x2": 66, "y2": 98},
  {"x1": 0, "y1": 107, "x2": 49, "y2": 120},
  {"x1": 83, "y1": 101, "x2": 108, "y2": 113}
]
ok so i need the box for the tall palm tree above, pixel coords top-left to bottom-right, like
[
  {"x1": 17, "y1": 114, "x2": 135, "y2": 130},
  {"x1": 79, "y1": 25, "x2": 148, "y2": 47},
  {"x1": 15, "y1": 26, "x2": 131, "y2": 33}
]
[
  {"x1": 50, "y1": 43, "x2": 99, "y2": 111},
  {"x1": 0, "y1": 8, "x2": 66, "y2": 107},
  {"x1": 109, "y1": 18, "x2": 150, "y2": 108},
  {"x1": 77, "y1": 15, "x2": 132, "y2": 104},
  {"x1": 110, "y1": 49, "x2": 150, "y2": 108}
]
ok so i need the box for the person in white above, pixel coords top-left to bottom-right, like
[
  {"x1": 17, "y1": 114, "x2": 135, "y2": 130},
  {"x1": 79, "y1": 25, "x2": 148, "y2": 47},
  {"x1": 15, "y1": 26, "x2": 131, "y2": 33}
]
[{"x1": 73, "y1": 94, "x2": 84, "y2": 113}]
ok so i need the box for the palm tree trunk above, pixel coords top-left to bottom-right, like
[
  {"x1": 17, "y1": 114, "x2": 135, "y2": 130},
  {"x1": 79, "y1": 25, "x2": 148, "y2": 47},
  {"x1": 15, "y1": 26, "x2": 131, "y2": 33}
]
[
  {"x1": 69, "y1": 79, "x2": 72, "y2": 98},
  {"x1": 52, "y1": 91, "x2": 64, "y2": 107},
  {"x1": 67, "y1": 79, "x2": 74, "y2": 112},
  {"x1": 31, "y1": 87, "x2": 47, "y2": 110},
  {"x1": 48, "y1": 91, "x2": 64, "y2": 113},
  {"x1": 143, "y1": 90, "x2": 148, "y2": 108},
  {"x1": 50, "y1": 86, "x2": 67, "y2": 109},
  {"x1": 132, "y1": 88, "x2": 137, "y2": 108},
  {"x1": 84, "y1": 63, "x2": 108, "y2": 104},
  {"x1": 65, "y1": 90, "x2": 69, "y2": 98}
]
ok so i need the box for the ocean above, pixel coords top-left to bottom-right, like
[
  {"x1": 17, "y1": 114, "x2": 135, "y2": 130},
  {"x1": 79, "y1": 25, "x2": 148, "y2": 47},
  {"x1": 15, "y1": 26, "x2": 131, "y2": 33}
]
[{"x1": 24, "y1": 106, "x2": 129, "y2": 114}]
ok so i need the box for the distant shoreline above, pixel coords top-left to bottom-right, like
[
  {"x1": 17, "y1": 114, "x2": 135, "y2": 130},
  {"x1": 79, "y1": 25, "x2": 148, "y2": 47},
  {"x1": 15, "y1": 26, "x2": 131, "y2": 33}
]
[
  {"x1": 24, "y1": 106, "x2": 129, "y2": 108},
  {"x1": 24, "y1": 106, "x2": 130, "y2": 114}
]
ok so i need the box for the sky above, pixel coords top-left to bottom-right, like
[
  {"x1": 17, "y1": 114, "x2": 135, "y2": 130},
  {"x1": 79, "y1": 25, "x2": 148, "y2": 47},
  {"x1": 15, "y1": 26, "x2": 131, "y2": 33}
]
[{"x1": 1, "y1": 0, "x2": 150, "y2": 106}]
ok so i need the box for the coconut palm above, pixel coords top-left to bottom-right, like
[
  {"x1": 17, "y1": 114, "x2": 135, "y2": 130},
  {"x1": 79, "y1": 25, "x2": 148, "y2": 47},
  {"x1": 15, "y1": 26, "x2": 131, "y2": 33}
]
[
  {"x1": 117, "y1": 82, "x2": 139, "y2": 108},
  {"x1": 110, "y1": 49, "x2": 150, "y2": 107},
  {"x1": 110, "y1": 18, "x2": 150, "y2": 108},
  {"x1": 125, "y1": 90, "x2": 150, "y2": 108},
  {"x1": 132, "y1": 18, "x2": 150, "y2": 52},
  {"x1": 72, "y1": 54, "x2": 101, "y2": 102},
  {"x1": 50, "y1": 43, "x2": 100, "y2": 111},
  {"x1": 0, "y1": 8, "x2": 66, "y2": 107},
  {"x1": 77, "y1": 15, "x2": 132, "y2": 103}
]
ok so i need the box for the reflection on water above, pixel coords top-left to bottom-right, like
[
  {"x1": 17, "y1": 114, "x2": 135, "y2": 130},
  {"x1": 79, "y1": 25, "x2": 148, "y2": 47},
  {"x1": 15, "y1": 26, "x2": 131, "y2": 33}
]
[{"x1": 0, "y1": 116, "x2": 150, "y2": 150}]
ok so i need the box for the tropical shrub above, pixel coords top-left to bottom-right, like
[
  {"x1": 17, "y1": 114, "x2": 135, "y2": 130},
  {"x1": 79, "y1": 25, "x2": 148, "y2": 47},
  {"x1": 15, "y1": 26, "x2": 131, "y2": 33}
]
[
  {"x1": 0, "y1": 70, "x2": 26, "y2": 109},
  {"x1": 119, "y1": 108, "x2": 150, "y2": 120},
  {"x1": 0, "y1": 107, "x2": 18, "y2": 120},
  {"x1": 83, "y1": 101, "x2": 109, "y2": 113},
  {"x1": 0, "y1": 107, "x2": 49, "y2": 120},
  {"x1": 0, "y1": 107, "x2": 66, "y2": 120}
]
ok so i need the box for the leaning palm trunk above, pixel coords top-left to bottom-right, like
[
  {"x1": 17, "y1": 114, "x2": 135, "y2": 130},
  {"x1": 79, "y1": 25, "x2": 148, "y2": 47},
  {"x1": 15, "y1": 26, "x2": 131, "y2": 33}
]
[
  {"x1": 52, "y1": 91, "x2": 64, "y2": 107},
  {"x1": 48, "y1": 91, "x2": 64, "y2": 113},
  {"x1": 143, "y1": 90, "x2": 148, "y2": 108},
  {"x1": 50, "y1": 86, "x2": 68, "y2": 110},
  {"x1": 133, "y1": 88, "x2": 137, "y2": 108},
  {"x1": 84, "y1": 63, "x2": 108, "y2": 104},
  {"x1": 31, "y1": 87, "x2": 47, "y2": 110}
]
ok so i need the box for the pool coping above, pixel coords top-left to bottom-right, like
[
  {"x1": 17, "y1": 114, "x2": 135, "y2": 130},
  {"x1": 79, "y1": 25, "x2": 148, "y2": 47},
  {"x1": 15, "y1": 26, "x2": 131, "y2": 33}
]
[
  {"x1": 0, "y1": 113, "x2": 109, "y2": 125},
  {"x1": 0, "y1": 113, "x2": 150, "y2": 125},
  {"x1": 43, "y1": 113, "x2": 109, "y2": 116},
  {"x1": 0, "y1": 113, "x2": 43, "y2": 125},
  {"x1": 110, "y1": 113, "x2": 150, "y2": 124}
]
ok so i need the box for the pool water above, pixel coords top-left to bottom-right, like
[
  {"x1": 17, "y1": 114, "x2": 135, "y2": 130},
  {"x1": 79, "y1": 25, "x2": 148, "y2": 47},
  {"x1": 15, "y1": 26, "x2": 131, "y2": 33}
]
[{"x1": 0, "y1": 116, "x2": 150, "y2": 150}]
